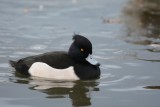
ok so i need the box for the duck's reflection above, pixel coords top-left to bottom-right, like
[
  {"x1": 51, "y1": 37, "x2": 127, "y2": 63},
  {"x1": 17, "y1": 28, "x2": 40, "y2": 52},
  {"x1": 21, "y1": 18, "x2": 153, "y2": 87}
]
[
  {"x1": 123, "y1": 0, "x2": 160, "y2": 45},
  {"x1": 35, "y1": 80, "x2": 99, "y2": 106},
  {"x1": 144, "y1": 86, "x2": 160, "y2": 90},
  {"x1": 13, "y1": 73, "x2": 99, "y2": 107}
]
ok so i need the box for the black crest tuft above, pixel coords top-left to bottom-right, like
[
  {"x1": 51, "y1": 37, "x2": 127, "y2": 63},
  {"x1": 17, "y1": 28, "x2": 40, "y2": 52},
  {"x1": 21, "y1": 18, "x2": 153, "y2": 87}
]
[{"x1": 72, "y1": 34, "x2": 92, "y2": 54}]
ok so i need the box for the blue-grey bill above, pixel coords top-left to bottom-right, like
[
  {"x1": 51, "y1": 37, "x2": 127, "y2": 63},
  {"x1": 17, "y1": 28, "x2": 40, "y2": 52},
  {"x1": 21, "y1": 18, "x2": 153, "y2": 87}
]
[{"x1": 86, "y1": 54, "x2": 100, "y2": 66}]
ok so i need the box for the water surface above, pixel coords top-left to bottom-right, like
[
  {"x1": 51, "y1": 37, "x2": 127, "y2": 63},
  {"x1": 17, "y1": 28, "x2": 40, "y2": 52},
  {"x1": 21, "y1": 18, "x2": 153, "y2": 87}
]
[{"x1": 0, "y1": 0, "x2": 160, "y2": 107}]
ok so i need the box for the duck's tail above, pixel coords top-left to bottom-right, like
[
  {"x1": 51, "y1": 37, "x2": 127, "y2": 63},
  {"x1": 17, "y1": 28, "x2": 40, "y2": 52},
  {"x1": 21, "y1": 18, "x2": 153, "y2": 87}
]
[
  {"x1": 9, "y1": 60, "x2": 30, "y2": 75},
  {"x1": 9, "y1": 60, "x2": 17, "y2": 68}
]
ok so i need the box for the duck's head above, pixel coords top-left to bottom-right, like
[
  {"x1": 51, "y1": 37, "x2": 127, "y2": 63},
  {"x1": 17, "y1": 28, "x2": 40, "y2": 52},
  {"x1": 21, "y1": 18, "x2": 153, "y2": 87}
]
[{"x1": 68, "y1": 34, "x2": 100, "y2": 66}]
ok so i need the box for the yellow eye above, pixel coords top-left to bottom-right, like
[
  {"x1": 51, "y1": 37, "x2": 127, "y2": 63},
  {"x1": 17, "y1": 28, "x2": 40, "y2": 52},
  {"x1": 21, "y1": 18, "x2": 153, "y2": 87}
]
[{"x1": 80, "y1": 48, "x2": 84, "y2": 52}]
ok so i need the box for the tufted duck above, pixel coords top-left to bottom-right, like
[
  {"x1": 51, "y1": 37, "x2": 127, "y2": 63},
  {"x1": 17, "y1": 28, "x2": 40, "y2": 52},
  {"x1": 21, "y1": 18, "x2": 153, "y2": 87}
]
[{"x1": 9, "y1": 34, "x2": 100, "y2": 80}]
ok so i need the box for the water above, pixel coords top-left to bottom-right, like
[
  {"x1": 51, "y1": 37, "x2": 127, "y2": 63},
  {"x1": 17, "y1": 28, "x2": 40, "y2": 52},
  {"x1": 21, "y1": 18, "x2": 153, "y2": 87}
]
[{"x1": 0, "y1": 0, "x2": 160, "y2": 107}]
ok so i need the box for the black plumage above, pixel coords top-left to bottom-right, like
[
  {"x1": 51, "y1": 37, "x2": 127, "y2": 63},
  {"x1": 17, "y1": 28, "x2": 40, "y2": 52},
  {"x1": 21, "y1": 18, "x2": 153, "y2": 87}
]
[{"x1": 9, "y1": 34, "x2": 100, "y2": 80}]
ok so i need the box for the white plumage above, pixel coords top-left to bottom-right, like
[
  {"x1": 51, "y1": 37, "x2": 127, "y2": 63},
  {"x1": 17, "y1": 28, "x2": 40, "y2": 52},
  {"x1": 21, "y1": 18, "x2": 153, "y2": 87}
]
[{"x1": 29, "y1": 62, "x2": 79, "y2": 80}]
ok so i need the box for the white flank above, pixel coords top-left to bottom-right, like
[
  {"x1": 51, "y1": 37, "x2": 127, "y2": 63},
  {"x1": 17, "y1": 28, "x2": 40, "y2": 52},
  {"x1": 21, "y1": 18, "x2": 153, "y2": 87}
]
[{"x1": 28, "y1": 62, "x2": 79, "y2": 80}]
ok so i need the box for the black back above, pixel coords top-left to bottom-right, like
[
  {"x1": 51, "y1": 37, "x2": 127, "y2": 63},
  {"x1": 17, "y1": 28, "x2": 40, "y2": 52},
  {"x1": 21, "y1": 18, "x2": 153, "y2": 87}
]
[
  {"x1": 11, "y1": 51, "x2": 75, "y2": 75},
  {"x1": 22, "y1": 51, "x2": 75, "y2": 69}
]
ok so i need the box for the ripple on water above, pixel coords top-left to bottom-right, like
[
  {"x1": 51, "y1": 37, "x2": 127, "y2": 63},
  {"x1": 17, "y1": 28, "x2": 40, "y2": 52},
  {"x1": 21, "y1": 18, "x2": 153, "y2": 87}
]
[
  {"x1": 100, "y1": 73, "x2": 115, "y2": 80},
  {"x1": 124, "y1": 62, "x2": 141, "y2": 67},
  {"x1": 13, "y1": 51, "x2": 42, "y2": 56},
  {"x1": 136, "y1": 51, "x2": 160, "y2": 62},
  {"x1": 101, "y1": 64, "x2": 122, "y2": 70},
  {"x1": 9, "y1": 55, "x2": 20, "y2": 58},
  {"x1": 0, "y1": 63, "x2": 9, "y2": 68},
  {"x1": 110, "y1": 86, "x2": 145, "y2": 92},
  {"x1": 99, "y1": 75, "x2": 134, "y2": 87},
  {"x1": 0, "y1": 55, "x2": 6, "y2": 58},
  {"x1": 113, "y1": 50, "x2": 124, "y2": 54},
  {"x1": 0, "y1": 73, "x2": 12, "y2": 83},
  {"x1": 29, "y1": 44, "x2": 48, "y2": 50},
  {"x1": 94, "y1": 55, "x2": 114, "y2": 60}
]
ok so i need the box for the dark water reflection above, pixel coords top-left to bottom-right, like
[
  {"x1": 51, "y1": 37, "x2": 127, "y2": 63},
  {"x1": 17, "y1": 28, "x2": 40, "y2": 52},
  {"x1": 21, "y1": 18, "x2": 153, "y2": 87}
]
[
  {"x1": 12, "y1": 74, "x2": 99, "y2": 107},
  {"x1": 144, "y1": 86, "x2": 160, "y2": 90},
  {"x1": 123, "y1": 0, "x2": 160, "y2": 61},
  {"x1": 43, "y1": 81, "x2": 99, "y2": 107},
  {"x1": 123, "y1": 0, "x2": 160, "y2": 44}
]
